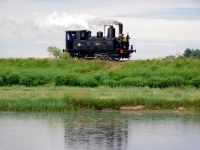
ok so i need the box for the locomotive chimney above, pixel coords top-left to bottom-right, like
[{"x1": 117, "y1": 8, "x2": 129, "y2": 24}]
[{"x1": 118, "y1": 23, "x2": 123, "y2": 37}]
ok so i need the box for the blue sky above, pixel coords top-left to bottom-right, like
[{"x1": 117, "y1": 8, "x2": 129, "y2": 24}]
[{"x1": 0, "y1": 0, "x2": 200, "y2": 59}]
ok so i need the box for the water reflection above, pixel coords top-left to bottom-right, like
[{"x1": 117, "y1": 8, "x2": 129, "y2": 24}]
[
  {"x1": 0, "y1": 111, "x2": 200, "y2": 150},
  {"x1": 64, "y1": 112, "x2": 128, "y2": 150}
]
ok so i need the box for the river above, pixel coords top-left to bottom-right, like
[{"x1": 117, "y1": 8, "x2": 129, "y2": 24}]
[{"x1": 0, "y1": 111, "x2": 200, "y2": 150}]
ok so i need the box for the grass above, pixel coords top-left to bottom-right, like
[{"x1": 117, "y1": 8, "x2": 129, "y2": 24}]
[
  {"x1": 0, "y1": 57, "x2": 200, "y2": 112},
  {"x1": 1, "y1": 57, "x2": 200, "y2": 88},
  {"x1": 0, "y1": 86, "x2": 200, "y2": 112}
]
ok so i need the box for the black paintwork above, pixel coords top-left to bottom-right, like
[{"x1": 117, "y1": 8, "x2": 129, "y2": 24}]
[{"x1": 64, "y1": 24, "x2": 135, "y2": 60}]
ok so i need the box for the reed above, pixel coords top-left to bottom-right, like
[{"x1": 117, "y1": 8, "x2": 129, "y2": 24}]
[
  {"x1": 0, "y1": 86, "x2": 199, "y2": 112},
  {"x1": 0, "y1": 57, "x2": 200, "y2": 112}
]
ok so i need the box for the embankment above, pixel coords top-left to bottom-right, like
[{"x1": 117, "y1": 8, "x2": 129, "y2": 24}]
[
  {"x1": 0, "y1": 86, "x2": 200, "y2": 112},
  {"x1": 0, "y1": 57, "x2": 200, "y2": 112}
]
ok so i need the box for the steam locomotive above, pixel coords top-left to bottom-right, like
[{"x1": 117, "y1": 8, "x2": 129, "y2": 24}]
[{"x1": 63, "y1": 23, "x2": 136, "y2": 61}]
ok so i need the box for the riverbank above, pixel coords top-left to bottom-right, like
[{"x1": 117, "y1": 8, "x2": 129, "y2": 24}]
[
  {"x1": 0, "y1": 86, "x2": 200, "y2": 112},
  {"x1": 0, "y1": 58, "x2": 200, "y2": 112}
]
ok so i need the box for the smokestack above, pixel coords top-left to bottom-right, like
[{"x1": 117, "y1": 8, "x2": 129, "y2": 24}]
[
  {"x1": 113, "y1": 21, "x2": 123, "y2": 37},
  {"x1": 118, "y1": 23, "x2": 123, "y2": 37}
]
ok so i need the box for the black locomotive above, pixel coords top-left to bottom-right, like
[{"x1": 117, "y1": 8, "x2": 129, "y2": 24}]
[{"x1": 63, "y1": 23, "x2": 136, "y2": 61}]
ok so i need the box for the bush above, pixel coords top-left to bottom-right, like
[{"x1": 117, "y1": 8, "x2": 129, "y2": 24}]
[
  {"x1": 55, "y1": 75, "x2": 66, "y2": 86},
  {"x1": 0, "y1": 72, "x2": 10, "y2": 86},
  {"x1": 147, "y1": 77, "x2": 170, "y2": 88},
  {"x1": 65, "y1": 74, "x2": 80, "y2": 86},
  {"x1": 93, "y1": 74, "x2": 101, "y2": 82},
  {"x1": 0, "y1": 77, "x2": 3, "y2": 86},
  {"x1": 120, "y1": 77, "x2": 136, "y2": 87},
  {"x1": 191, "y1": 76, "x2": 200, "y2": 88},
  {"x1": 80, "y1": 77, "x2": 98, "y2": 87},
  {"x1": 20, "y1": 74, "x2": 38, "y2": 87},
  {"x1": 120, "y1": 77, "x2": 146, "y2": 87},
  {"x1": 98, "y1": 74, "x2": 110, "y2": 84},
  {"x1": 102, "y1": 79, "x2": 119, "y2": 88},
  {"x1": 55, "y1": 74, "x2": 79, "y2": 86},
  {"x1": 37, "y1": 75, "x2": 51, "y2": 85},
  {"x1": 7, "y1": 73, "x2": 20, "y2": 85},
  {"x1": 169, "y1": 76, "x2": 184, "y2": 87}
]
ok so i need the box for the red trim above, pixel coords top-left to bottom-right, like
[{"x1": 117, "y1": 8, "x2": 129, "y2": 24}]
[{"x1": 66, "y1": 49, "x2": 68, "y2": 53}]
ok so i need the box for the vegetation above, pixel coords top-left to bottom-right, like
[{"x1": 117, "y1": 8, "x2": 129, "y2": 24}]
[
  {"x1": 0, "y1": 57, "x2": 200, "y2": 88},
  {"x1": 183, "y1": 48, "x2": 200, "y2": 58},
  {"x1": 0, "y1": 86, "x2": 200, "y2": 112},
  {"x1": 47, "y1": 46, "x2": 71, "y2": 59},
  {"x1": 0, "y1": 47, "x2": 200, "y2": 112}
]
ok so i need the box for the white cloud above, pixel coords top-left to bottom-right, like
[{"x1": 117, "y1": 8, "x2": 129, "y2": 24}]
[
  {"x1": 0, "y1": 12, "x2": 119, "y2": 40},
  {"x1": 1, "y1": 0, "x2": 200, "y2": 17},
  {"x1": 36, "y1": 41, "x2": 51, "y2": 44},
  {"x1": 0, "y1": 0, "x2": 200, "y2": 59},
  {"x1": 120, "y1": 18, "x2": 200, "y2": 42}
]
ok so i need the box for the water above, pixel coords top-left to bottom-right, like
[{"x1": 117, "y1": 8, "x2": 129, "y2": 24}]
[{"x1": 0, "y1": 111, "x2": 200, "y2": 150}]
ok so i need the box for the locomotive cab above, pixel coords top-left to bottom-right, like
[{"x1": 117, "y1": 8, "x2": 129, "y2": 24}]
[{"x1": 65, "y1": 30, "x2": 89, "y2": 50}]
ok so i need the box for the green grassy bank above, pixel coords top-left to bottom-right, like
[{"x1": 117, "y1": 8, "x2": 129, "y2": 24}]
[
  {"x1": 0, "y1": 86, "x2": 200, "y2": 112},
  {"x1": 0, "y1": 57, "x2": 200, "y2": 112},
  {"x1": 0, "y1": 57, "x2": 200, "y2": 88}
]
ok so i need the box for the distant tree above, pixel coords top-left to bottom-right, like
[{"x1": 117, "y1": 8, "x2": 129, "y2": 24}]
[
  {"x1": 164, "y1": 55, "x2": 176, "y2": 60},
  {"x1": 190, "y1": 49, "x2": 200, "y2": 57},
  {"x1": 183, "y1": 48, "x2": 192, "y2": 57},
  {"x1": 47, "y1": 46, "x2": 62, "y2": 59},
  {"x1": 60, "y1": 52, "x2": 71, "y2": 59},
  {"x1": 47, "y1": 46, "x2": 70, "y2": 59},
  {"x1": 183, "y1": 48, "x2": 200, "y2": 58}
]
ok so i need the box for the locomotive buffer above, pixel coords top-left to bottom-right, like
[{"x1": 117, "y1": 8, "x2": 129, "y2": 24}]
[{"x1": 63, "y1": 23, "x2": 136, "y2": 61}]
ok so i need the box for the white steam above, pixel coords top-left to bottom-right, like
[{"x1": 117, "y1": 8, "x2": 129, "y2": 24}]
[{"x1": 0, "y1": 12, "x2": 120, "y2": 39}]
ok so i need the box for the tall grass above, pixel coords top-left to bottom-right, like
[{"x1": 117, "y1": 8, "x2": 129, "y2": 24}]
[
  {"x1": 0, "y1": 57, "x2": 200, "y2": 88},
  {"x1": 0, "y1": 94, "x2": 200, "y2": 112},
  {"x1": 0, "y1": 86, "x2": 200, "y2": 112}
]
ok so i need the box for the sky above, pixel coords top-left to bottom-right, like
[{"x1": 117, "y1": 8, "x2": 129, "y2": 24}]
[{"x1": 0, "y1": 0, "x2": 200, "y2": 59}]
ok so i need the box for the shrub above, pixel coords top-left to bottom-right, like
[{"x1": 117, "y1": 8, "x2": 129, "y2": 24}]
[
  {"x1": 169, "y1": 76, "x2": 184, "y2": 87},
  {"x1": 120, "y1": 77, "x2": 136, "y2": 87},
  {"x1": 120, "y1": 77, "x2": 146, "y2": 87},
  {"x1": 20, "y1": 74, "x2": 38, "y2": 87},
  {"x1": 55, "y1": 75, "x2": 66, "y2": 86},
  {"x1": 191, "y1": 76, "x2": 200, "y2": 88},
  {"x1": 80, "y1": 77, "x2": 98, "y2": 87},
  {"x1": 65, "y1": 74, "x2": 80, "y2": 86},
  {"x1": 0, "y1": 77, "x2": 2, "y2": 86},
  {"x1": 102, "y1": 79, "x2": 119, "y2": 88},
  {"x1": 160, "y1": 78, "x2": 171, "y2": 88},
  {"x1": 37, "y1": 75, "x2": 51, "y2": 85},
  {"x1": 0, "y1": 72, "x2": 10, "y2": 86},
  {"x1": 7, "y1": 73, "x2": 20, "y2": 85},
  {"x1": 98, "y1": 74, "x2": 110, "y2": 84},
  {"x1": 55, "y1": 74, "x2": 80, "y2": 86},
  {"x1": 93, "y1": 74, "x2": 101, "y2": 82},
  {"x1": 147, "y1": 77, "x2": 170, "y2": 88}
]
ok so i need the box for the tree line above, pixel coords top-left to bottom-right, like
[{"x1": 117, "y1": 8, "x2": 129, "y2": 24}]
[{"x1": 183, "y1": 48, "x2": 200, "y2": 58}]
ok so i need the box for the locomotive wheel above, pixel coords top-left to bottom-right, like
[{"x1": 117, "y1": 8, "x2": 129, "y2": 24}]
[
  {"x1": 108, "y1": 56, "x2": 113, "y2": 61},
  {"x1": 69, "y1": 53, "x2": 77, "y2": 59},
  {"x1": 106, "y1": 52, "x2": 113, "y2": 61},
  {"x1": 94, "y1": 53, "x2": 103, "y2": 60},
  {"x1": 103, "y1": 56, "x2": 107, "y2": 60},
  {"x1": 113, "y1": 57, "x2": 120, "y2": 61},
  {"x1": 78, "y1": 52, "x2": 86, "y2": 59}
]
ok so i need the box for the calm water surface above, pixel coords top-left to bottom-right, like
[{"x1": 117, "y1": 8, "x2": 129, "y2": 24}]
[{"x1": 0, "y1": 111, "x2": 200, "y2": 150}]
